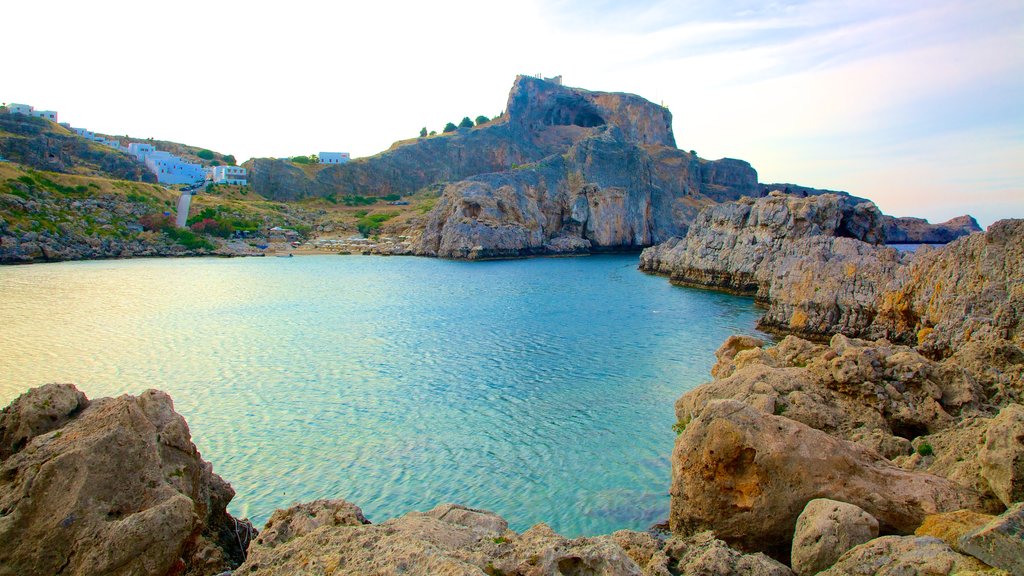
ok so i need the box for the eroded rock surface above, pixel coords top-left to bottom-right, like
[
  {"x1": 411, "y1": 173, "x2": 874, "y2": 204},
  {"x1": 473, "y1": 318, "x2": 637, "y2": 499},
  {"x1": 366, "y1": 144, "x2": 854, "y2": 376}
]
[
  {"x1": 0, "y1": 384, "x2": 252, "y2": 576},
  {"x1": 791, "y1": 499, "x2": 879, "y2": 576},
  {"x1": 882, "y1": 214, "x2": 982, "y2": 244},
  {"x1": 818, "y1": 535, "x2": 992, "y2": 575},
  {"x1": 670, "y1": 400, "x2": 986, "y2": 555}
]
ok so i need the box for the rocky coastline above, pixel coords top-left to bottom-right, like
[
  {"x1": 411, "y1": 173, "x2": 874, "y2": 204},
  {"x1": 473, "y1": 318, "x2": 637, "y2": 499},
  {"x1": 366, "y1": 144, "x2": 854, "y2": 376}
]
[{"x1": 3, "y1": 193, "x2": 1021, "y2": 574}]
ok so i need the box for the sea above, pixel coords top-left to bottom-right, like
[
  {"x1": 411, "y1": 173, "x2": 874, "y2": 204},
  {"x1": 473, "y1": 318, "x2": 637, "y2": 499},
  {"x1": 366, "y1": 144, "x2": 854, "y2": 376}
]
[{"x1": 0, "y1": 254, "x2": 767, "y2": 536}]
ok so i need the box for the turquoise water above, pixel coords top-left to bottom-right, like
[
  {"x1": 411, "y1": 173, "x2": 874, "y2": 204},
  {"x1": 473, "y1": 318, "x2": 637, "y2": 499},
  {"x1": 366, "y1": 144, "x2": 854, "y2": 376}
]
[{"x1": 0, "y1": 255, "x2": 765, "y2": 536}]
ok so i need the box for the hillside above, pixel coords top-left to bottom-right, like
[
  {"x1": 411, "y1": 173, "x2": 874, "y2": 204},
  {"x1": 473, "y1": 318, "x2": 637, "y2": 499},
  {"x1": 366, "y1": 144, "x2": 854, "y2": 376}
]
[{"x1": 0, "y1": 113, "x2": 155, "y2": 182}]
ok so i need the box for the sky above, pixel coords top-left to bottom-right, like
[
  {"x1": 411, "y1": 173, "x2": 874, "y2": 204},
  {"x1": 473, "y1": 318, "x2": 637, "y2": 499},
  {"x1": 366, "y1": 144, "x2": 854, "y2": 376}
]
[{"x1": 4, "y1": 0, "x2": 1022, "y2": 226}]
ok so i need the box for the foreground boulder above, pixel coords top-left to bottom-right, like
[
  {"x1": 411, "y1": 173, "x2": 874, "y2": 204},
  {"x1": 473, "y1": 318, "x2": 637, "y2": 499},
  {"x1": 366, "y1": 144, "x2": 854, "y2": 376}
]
[
  {"x1": 0, "y1": 384, "x2": 252, "y2": 576},
  {"x1": 670, "y1": 400, "x2": 986, "y2": 555},
  {"x1": 790, "y1": 499, "x2": 879, "y2": 576}
]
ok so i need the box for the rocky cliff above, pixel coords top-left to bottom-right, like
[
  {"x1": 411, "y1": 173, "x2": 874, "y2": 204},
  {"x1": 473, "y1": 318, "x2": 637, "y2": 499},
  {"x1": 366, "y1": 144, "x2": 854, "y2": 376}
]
[
  {"x1": 640, "y1": 194, "x2": 1015, "y2": 346},
  {"x1": 0, "y1": 384, "x2": 252, "y2": 576}
]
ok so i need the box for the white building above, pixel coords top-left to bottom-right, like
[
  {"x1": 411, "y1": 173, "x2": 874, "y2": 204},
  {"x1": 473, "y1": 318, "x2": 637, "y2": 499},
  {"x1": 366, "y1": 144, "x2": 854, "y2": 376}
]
[
  {"x1": 31, "y1": 110, "x2": 58, "y2": 122},
  {"x1": 144, "y1": 151, "x2": 206, "y2": 185},
  {"x1": 73, "y1": 127, "x2": 95, "y2": 140},
  {"x1": 99, "y1": 138, "x2": 126, "y2": 152},
  {"x1": 6, "y1": 103, "x2": 33, "y2": 115},
  {"x1": 211, "y1": 165, "x2": 247, "y2": 185},
  {"x1": 319, "y1": 152, "x2": 350, "y2": 164},
  {"x1": 127, "y1": 143, "x2": 156, "y2": 161}
]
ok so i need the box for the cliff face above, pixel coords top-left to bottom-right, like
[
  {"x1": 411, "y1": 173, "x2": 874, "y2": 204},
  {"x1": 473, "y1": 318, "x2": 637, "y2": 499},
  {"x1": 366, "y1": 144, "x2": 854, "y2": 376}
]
[{"x1": 640, "y1": 194, "x2": 1019, "y2": 348}]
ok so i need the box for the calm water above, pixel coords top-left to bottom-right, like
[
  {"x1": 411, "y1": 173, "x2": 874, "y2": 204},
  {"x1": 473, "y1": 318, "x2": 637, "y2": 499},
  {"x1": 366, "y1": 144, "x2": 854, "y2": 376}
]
[{"x1": 0, "y1": 255, "x2": 765, "y2": 536}]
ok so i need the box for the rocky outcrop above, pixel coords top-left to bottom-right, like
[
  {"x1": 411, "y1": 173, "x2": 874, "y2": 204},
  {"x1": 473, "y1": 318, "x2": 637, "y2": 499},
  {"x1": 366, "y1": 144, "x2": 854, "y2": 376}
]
[
  {"x1": 0, "y1": 384, "x2": 252, "y2": 576},
  {"x1": 818, "y1": 535, "x2": 992, "y2": 575},
  {"x1": 958, "y1": 503, "x2": 1024, "y2": 575},
  {"x1": 873, "y1": 218, "x2": 1024, "y2": 356},
  {"x1": 883, "y1": 214, "x2": 982, "y2": 244},
  {"x1": 675, "y1": 334, "x2": 994, "y2": 460},
  {"x1": 642, "y1": 193, "x2": 1023, "y2": 347},
  {"x1": 237, "y1": 498, "x2": 792, "y2": 576},
  {"x1": 790, "y1": 499, "x2": 879, "y2": 576},
  {"x1": 670, "y1": 400, "x2": 987, "y2": 556}
]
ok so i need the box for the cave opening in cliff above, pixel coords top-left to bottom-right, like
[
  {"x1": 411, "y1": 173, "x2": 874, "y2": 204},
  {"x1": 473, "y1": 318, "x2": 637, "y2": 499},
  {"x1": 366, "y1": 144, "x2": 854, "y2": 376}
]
[{"x1": 542, "y1": 96, "x2": 606, "y2": 128}]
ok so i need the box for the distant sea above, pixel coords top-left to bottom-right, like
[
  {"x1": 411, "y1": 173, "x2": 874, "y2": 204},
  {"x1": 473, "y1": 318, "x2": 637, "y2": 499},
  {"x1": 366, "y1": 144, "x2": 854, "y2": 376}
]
[{"x1": 0, "y1": 255, "x2": 766, "y2": 536}]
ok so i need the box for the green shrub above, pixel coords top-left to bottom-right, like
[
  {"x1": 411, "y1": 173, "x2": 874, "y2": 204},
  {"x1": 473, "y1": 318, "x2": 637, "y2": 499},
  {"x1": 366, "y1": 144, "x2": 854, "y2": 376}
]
[
  {"x1": 196, "y1": 149, "x2": 215, "y2": 160},
  {"x1": 164, "y1": 227, "x2": 214, "y2": 250},
  {"x1": 672, "y1": 415, "x2": 691, "y2": 436},
  {"x1": 458, "y1": 117, "x2": 474, "y2": 129},
  {"x1": 356, "y1": 212, "x2": 396, "y2": 236},
  {"x1": 443, "y1": 122, "x2": 457, "y2": 133},
  {"x1": 291, "y1": 155, "x2": 311, "y2": 165},
  {"x1": 916, "y1": 443, "x2": 934, "y2": 457}
]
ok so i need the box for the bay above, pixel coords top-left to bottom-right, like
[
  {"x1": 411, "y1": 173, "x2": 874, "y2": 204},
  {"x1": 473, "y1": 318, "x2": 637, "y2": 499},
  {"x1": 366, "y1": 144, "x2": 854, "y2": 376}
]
[{"x1": 0, "y1": 254, "x2": 765, "y2": 536}]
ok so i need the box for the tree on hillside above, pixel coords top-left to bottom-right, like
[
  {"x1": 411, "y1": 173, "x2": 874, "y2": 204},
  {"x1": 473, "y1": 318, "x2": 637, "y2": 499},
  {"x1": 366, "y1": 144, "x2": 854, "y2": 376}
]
[
  {"x1": 419, "y1": 127, "x2": 428, "y2": 138},
  {"x1": 223, "y1": 154, "x2": 236, "y2": 166},
  {"x1": 197, "y1": 149, "x2": 215, "y2": 160},
  {"x1": 429, "y1": 130, "x2": 437, "y2": 136},
  {"x1": 443, "y1": 122, "x2": 457, "y2": 133},
  {"x1": 291, "y1": 156, "x2": 311, "y2": 164},
  {"x1": 458, "y1": 116, "x2": 474, "y2": 129},
  {"x1": 475, "y1": 115, "x2": 489, "y2": 126},
  {"x1": 310, "y1": 154, "x2": 320, "y2": 164}
]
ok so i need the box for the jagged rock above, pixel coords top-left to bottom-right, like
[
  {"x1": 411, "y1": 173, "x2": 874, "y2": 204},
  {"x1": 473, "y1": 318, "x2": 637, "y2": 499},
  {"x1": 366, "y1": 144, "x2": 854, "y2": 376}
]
[
  {"x1": 237, "y1": 501, "x2": 648, "y2": 576},
  {"x1": 0, "y1": 382, "x2": 88, "y2": 459},
  {"x1": 640, "y1": 193, "x2": 900, "y2": 339},
  {"x1": 959, "y1": 503, "x2": 1024, "y2": 575},
  {"x1": 818, "y1": 535, "x2": 993, "y2": 575},
  {"x1": 254, "y1": 499, "x2": 368, "y2": 549},
  {"x1": 980, "y1": 404, "x2": 1024, "y2": 507},
  {"x1": 874, "y1": 219, "x2": 1024, "y2": 355},
  {"x1": 915, "y1": 509, "x2": 995, "y2": 553},
  {"x1": 676, "y1": 334, "x2": 986, "y2": 459},
  {"x1": 670, "y1": 400, "x2": 986, "y2": 555},
  {"x1": 662, "y1": 531, "x2": 794, "y2": 576},
  {"x1": 883, "y1": 214, "x2": 982, "y2": 244},
  {"x1": 612, "y1": 531, "x2": 673, "y2": 576},
  {"x1": 0, "y1": 385, "x2": 251, "y2": 576},
  {"x1": 791, "y1": 499, "x2": 879, "y2": 576}
]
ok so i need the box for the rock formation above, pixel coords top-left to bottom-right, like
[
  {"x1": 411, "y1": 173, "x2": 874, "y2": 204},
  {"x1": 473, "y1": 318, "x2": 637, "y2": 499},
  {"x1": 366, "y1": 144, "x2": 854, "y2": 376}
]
[
  {"x1": 817, "y1": 536, "x2": 993, "y2": 575},
  {"x1": 670, "y1": 399, "x2": 985, "y2": 556},
  {"x1": 882, "y1": 214, "x2": 983, "y2": 244},
  {"x1": 641, "y1": 193, "x2": 1022, "y2": 347},
  {"x1": 0, "y1": 384, "x2": 252, "y2": 576},
  {"x1": 790, "y1": 499, "x2": 879, "y2": 576},
  {"x1": 235, "y1": 499, "x2": 794, "y2": 576}
]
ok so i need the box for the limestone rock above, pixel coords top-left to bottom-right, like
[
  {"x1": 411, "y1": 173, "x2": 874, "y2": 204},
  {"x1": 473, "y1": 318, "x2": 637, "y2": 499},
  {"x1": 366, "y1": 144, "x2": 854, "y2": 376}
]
[
  {"x1": 237, "y1": 501, "x2": 650, "y2": 576},
  {"x1": 791, "y1": 499, "x2": 879, "y2": 576},
  {"x1": 818, "y1": 535, "x2": 992, "y2": 575},
  {"x1": 670, "y1": 400, "x2": 986, "y2": 555},
  {"x1": 663, "y1": 531, "x2": 794, "y2": 576},
  {"x1": 0, "y1": 382, "x2": 88, "y2": 459},
  {"x1": 980, "y1": 403, "x2": 1024, "y2": 507},
  {"x1": 959, "y1": 503, "x2": 1024, "y2": 576},
  {"x1": 915, "y1": 509, "x2": 995, "y2": 553},
  {"x1": 676, "y1": 334, "x2": 984, "y2": 458},
  {"x1": 254, "y1": 499, "x2": 368, "y2": 549},
  {"x1": 0, "y1": 385, "x2": 251, "y2": 576}
]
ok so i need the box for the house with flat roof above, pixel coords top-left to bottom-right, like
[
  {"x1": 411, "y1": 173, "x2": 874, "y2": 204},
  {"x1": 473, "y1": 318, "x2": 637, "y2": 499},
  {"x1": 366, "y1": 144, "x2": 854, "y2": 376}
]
[
  {"x1": 319, "y1": 152, "x2": 350, "y2": 164},
  {"x1": 211, "y1": 165, "x2": 247, "y2": 185},
  {"x1": 31, "y1": 110, "x2": 58, "y2": 122},
  {"x1": 145, "y1": 152, "x2": 206, "y2": 185},
  {"x1": 6, "y1": 103, "x2": 33, "y2": 115}
]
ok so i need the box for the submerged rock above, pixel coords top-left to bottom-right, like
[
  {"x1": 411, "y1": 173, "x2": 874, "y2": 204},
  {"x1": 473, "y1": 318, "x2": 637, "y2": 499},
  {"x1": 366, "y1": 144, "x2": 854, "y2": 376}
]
[{"x1": 0, "y1": 384, "x2": 252, "y2": 576}]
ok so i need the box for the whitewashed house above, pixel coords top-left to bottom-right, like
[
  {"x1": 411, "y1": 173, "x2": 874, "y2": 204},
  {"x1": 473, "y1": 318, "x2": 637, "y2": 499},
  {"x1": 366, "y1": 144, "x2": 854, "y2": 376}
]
[
  {"x1": 73, "y1": 127, "x2": 95, "y2": 140},
  {"x1": 319, "y1": 152, "x2": 350, "y2": 164},
  {"x1": 6, "y1": 103, "x2": 33, "y2": 115},
  {"x1": 31, "y1": 110, "x2": 58, "y2": 122},
  {"x1": 211, "y1": 165, "x2": 247, "y2": 185},
  {"x1": 127, "y1": 143, "x2": 156, "y2": 161},
  {"x1": 144, "y1": 151, "x2": 206, "y2": 185}
]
